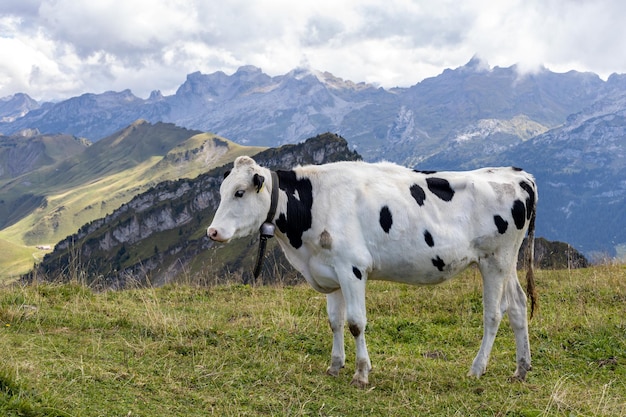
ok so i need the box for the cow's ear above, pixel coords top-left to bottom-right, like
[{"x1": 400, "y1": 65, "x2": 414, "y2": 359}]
[
  {"x1": 253, "y1": 173, "x2": 265, "y2": 193},
  {"x1": 223, "y1": 170, "x2": 231, "y2": 179}
]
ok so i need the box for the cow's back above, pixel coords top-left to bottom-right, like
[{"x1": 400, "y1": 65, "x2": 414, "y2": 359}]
[{"x1": 292, "y1": 161, "x2": 536, "y2": 286}]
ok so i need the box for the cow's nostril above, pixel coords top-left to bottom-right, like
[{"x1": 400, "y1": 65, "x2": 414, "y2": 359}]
[{"x1": 207, "y1": 227, "x2": 218, "y2": 239}]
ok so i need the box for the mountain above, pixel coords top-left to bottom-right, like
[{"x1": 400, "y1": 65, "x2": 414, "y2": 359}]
[
  {"x1": 0, "y1": 61, "x2": 608, "y2": 166},
  {"x1": 0, "y1": 121, "x2": 265, "y2": 277},
  {"x1": 518, "y1": 237, "x2": 589, "y2": 270},
  {"x1": 29, "y1": 133, "x2": 360, "y2": 287},
  {"x1": 418, "y1": 77, "x2": 626, "y2": 258},
  {"x1": 0, "y1": 93, "x2": 40, "y2": 123},
  {"x1": 379, "y1": 59, "x2": 605, "y2": 165},
  {"x1": 164, "y1": 66, "x2": 394, "y2": 151},
  {"x1": 500, "y1": 90, "x2": 626, "y2": 258},
  {"x1": 0, "y1": 130, "x2": 90, "y2": 181},
  {"x1": 1, "y1": 59, "x2": 626, "y2": 258},
  {"x1": 0, "y1": 90, "x2": 160, "y2": 140},
  {"x1": 0, "y1": 60, "x2": 605, "y2": 163}
]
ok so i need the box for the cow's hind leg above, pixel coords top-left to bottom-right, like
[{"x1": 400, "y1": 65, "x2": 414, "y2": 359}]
[
  {"x1": 505, "y1": 272, "x2": 532, "y2": 380},
  {"x1": 326, "y1": 289, "x2": 346, "y2": 377},
  {"x1": 469, "y1": 259, "x2": 507, "y2": 378}
]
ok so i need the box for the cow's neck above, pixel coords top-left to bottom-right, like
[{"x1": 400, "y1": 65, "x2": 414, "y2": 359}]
[
  {"x1": 253, "y1": 170, "x2": 281, "y2": 278},
  {"x1": 265, "y1": 171, "x2": 280, "y2": 225},
  {"x1": 272, "y1": 169, "x2": 314, "y2": 250}
]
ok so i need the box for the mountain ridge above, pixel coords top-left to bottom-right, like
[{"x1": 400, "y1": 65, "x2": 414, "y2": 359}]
[
  {"x1": 1, "y1": 59, "x2": 625, "y2": 258},
  {"x1": 0, "y1": 60, "x2": 605, "y2": 152},
  {"x1": 0, "y1": 131, "x2": 90, "y2": 181}
]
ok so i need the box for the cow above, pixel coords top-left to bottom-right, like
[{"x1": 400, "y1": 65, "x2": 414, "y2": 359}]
[{"x1": 207, "y1": 155, "x2": 537, "y2": 388}]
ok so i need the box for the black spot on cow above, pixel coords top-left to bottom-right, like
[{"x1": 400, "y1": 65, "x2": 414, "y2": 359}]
[
  {"x1": 494, "y1": 215, "x2": 508, "y2": 234},
  {"x1": 379, "y1": 206, "x2": 393, "y2": 233},
  {"x1": 424, "y1": 230, "x2": 435, "y2": 247},
  {"x1": 432, "y1": 256, "x2": 445, "y2": 271},
  {"x1": 349, "y1": 322, "x2": 361, "y2": 337},
  {"x1": 274, "y1": 170, "x2": 313, "y2": 249},
  {"x1": 519, "y1": 181, "x2": 536, "y2": 220},
  {"x1": 511, "y1": 199, "x2": 526, "y2": 230},
  {"x1": 426, "y1": 177, "x2": 455, "y2": 202},
  {"x1": 414, "y1": 169, "x2": 438, "y2": 175},
  {"x1": 410, "y1": 184, "x2": 426, "y2": 206},
  {"x1": 352, "y1": 266, "x2": 362, "y2": 280}
]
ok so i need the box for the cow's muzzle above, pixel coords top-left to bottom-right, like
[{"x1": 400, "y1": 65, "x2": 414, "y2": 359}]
[{"x1": 207, "y1": 227, "x2": 228, "y2": 242}]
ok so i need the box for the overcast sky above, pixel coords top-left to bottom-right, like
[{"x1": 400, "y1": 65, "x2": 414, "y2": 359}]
[{"x1": 1, "y1": 0, "x2": 625, "y2": 101}]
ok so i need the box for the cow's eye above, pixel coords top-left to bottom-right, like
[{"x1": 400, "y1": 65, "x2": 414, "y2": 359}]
[{"x1": 234, "y1": 190, "x2": 245, "y2": 198}]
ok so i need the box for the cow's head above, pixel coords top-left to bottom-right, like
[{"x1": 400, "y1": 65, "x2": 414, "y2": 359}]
[{"x1": 207, "y1": 156, "x2": 272, "y2": 242}]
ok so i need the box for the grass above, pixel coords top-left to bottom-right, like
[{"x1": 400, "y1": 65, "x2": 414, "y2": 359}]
[
  {"x1": 0, "y1": 238, "x2": 50, "y2": 281},
  {"x1": 0, "y1": 265, "x2": 625, "y2": 416}
]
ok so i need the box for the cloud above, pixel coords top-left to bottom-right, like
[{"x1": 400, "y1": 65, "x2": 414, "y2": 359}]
[
  {"x1": 300, "y1": 16, "x2": 345, "y2": 47},
  {"x1": 0, "y1": 0, "x2": 625, "y2": 101},
  {"x1": 463, "y1": 0, "x2": 626, "y2": 77}
]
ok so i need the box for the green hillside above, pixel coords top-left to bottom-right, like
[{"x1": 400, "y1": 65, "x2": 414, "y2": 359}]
[
  {"x1": 1, "y1": 266, "x2": 625, "y2": 416},
  {"x1": 0, "y1": 238, "x2": 48, "y2": 282},
  {"x1": 0, "y1": 121, "x2": 265, "y2": 280},
  {"x1": 0, "y1": 132, "x2": 90, "y2": 182}
]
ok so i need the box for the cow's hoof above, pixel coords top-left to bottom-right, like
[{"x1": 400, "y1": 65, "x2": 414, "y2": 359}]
[
  {"x1": 511, "y1": 359, "x2": 531, "y2": 381},
  {"x1": 467, "y1": 367, "x2": 485, "y2": 378},
  {"x1": 509, "y1": 365, "x2": 532, "y2": 381},
  {"x1": 326, "y1": 366, "x2": 341, "y2": 377},
  {"x1": 350, "y1": 375, "x2": 369, "y2": 389},
  {"x1": 468, "y1": 359, "x2": 487, "y2": 378},
  {"x1": 350, "y1": 358, "x2": 371, "y2": 388},
  {"x1": 326, "y1": 357, "x2": 344, "y2": 377}
]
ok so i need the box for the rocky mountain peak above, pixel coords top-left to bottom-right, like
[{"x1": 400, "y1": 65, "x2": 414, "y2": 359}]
[
  {"x1": 0, "y1": 93, "x2": 40, "y2": 123},
  {"x1": 464, "y1": 54, "x2": 491, "y2": 72},
  {"x1": 174, "y1": 67, "x2": 275, "y2": 101},
  {"x1": 148, "y1": 90, "x2": 164, "y2": 101},
  {"x1": 234, "y1": 65, "x2": 264, "y2": 76}
]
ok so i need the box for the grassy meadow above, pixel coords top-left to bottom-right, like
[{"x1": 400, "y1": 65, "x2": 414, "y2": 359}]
[
  {"x1": 0, "y1": 238, "x2": 49, "y2": 282},
  {"x1": 1, "y1": 265, "x2": 625, "y2": 416}
]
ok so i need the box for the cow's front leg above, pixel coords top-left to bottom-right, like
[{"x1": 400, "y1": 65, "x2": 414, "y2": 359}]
[
  {"x1": 340, "y1": 271, "x2": 371, "y2": 388},
  {"x1": 349, "y1": 318, "x2": 371, "y2": 388},
  {"x1": 326, "y1": 289, "x2": 346, "y2": 377}
]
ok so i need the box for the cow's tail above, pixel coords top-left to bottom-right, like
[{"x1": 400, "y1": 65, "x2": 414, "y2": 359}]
[{"x1": 526, "y1": 206, "x2": 538, "y2": 320}]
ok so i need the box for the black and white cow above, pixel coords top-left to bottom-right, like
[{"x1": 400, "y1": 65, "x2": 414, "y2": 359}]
[{"x1": 208, "y1": 156, "x2": 537, "y2": 387}]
